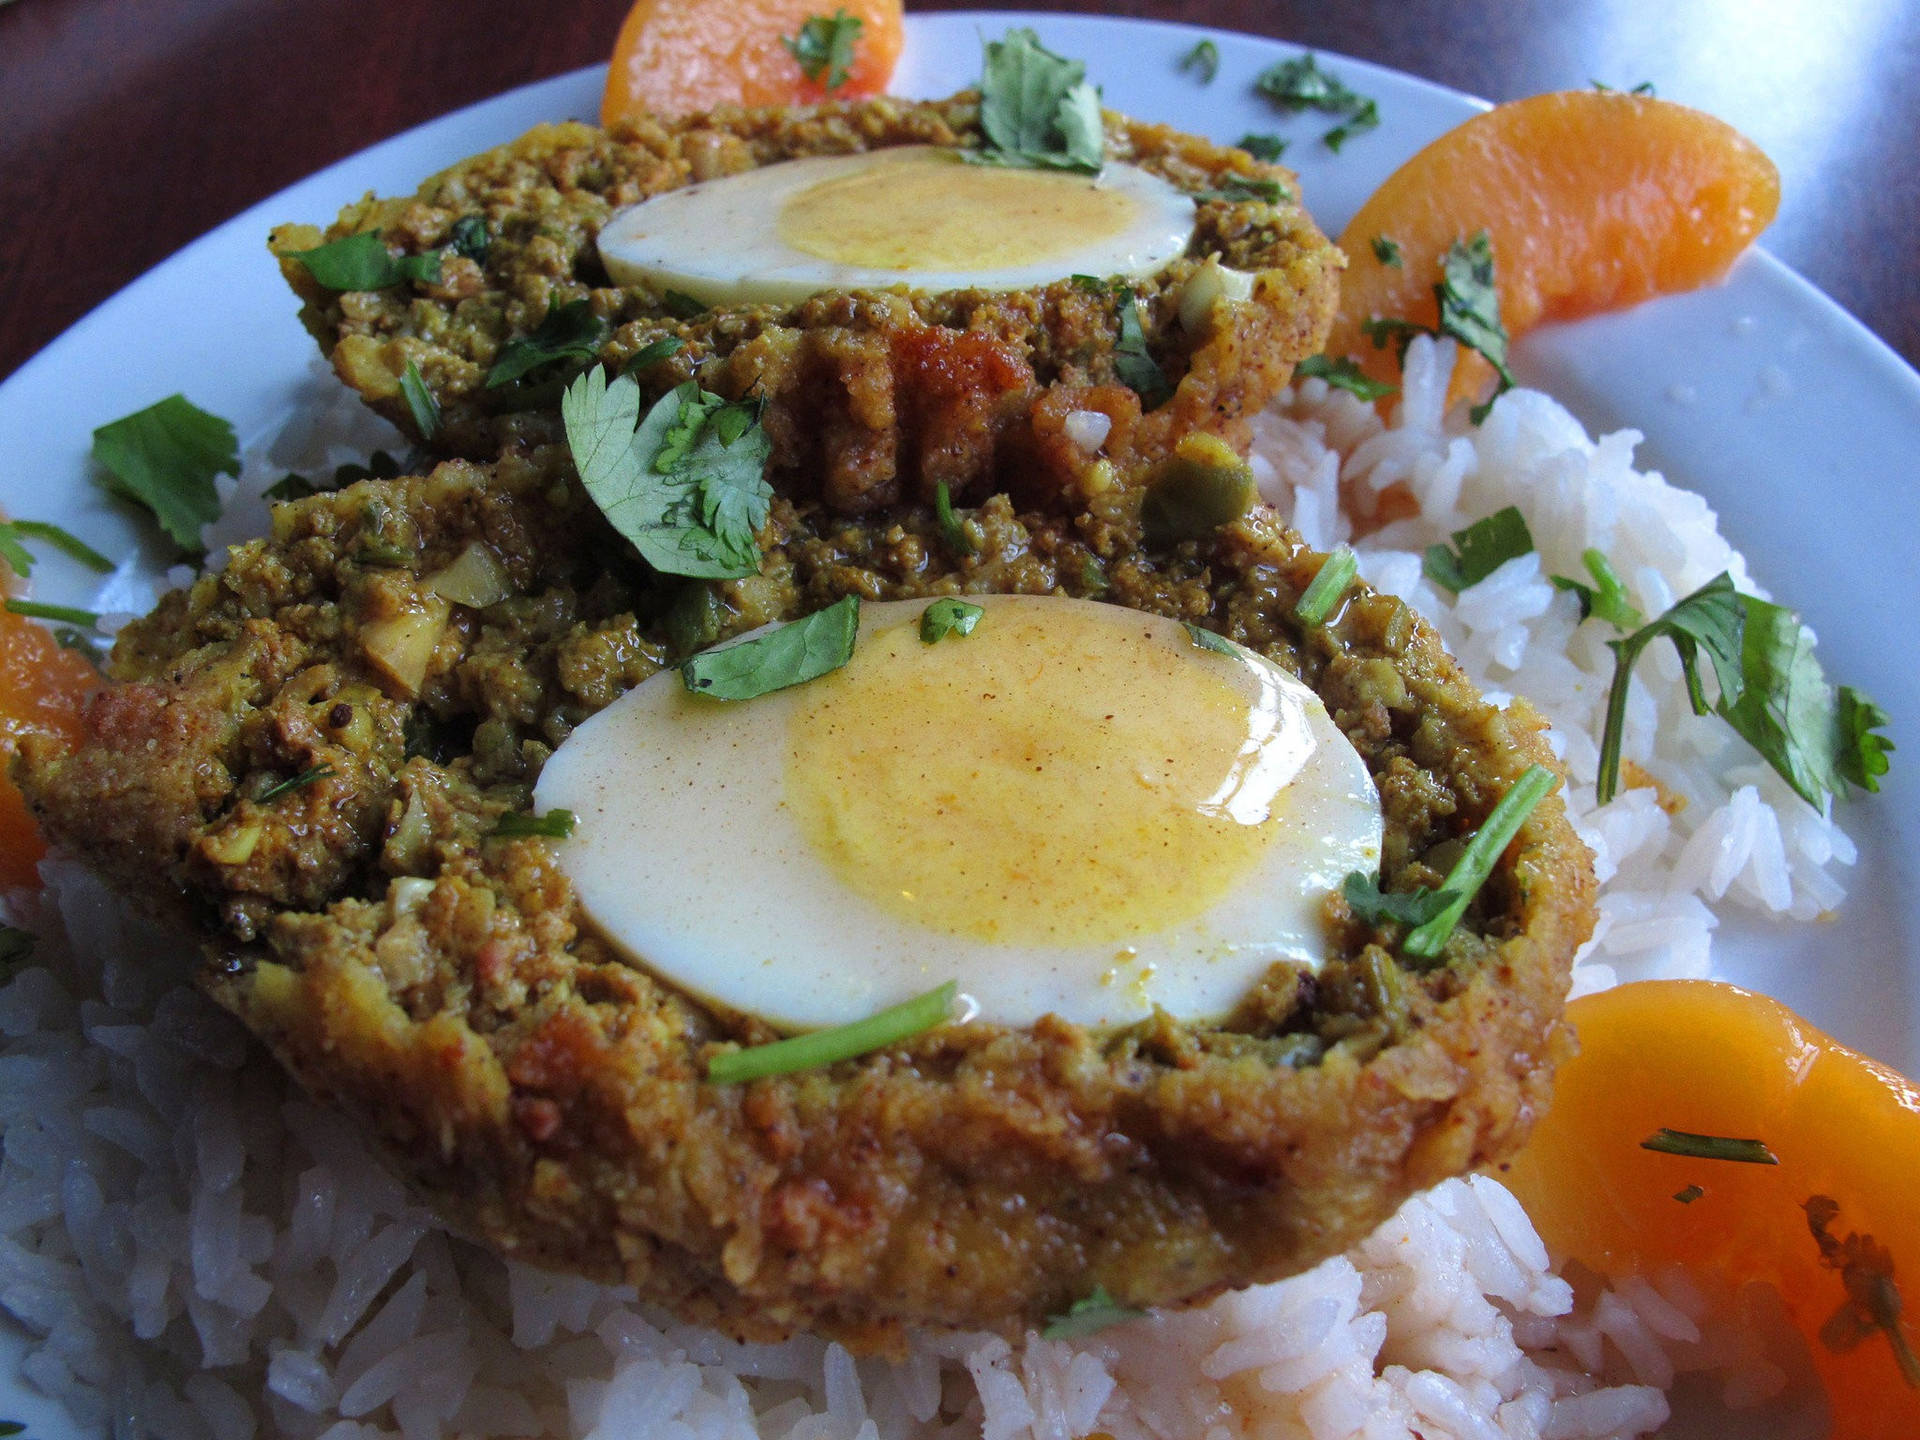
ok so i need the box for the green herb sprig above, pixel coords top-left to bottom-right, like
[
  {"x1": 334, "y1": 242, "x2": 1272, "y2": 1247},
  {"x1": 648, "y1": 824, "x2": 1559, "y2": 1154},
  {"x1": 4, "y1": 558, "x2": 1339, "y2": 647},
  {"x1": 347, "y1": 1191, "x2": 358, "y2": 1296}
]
[
  {"x1": 933, "y1": 481, "x2": 978, "y2": 557},
  {"x1": 1640, "y1": 1128, "x2": 1778, "y2": 1164},
  {"x1": 1551, "y1": 548, "x2": 1642, "y2": 629},
  {"x1": 1293, "y1": 355, "x2": 1396, "y2": 401},
  {"x1": 91, "y1": 394, "x2": 239, "y2": 554},
  {"x1": 706, "y1": 980, "x2": 956, "y2": 1083},
  {"x1": 1178, "y1": 39, "x2": 1219, "y2": 84},
  {"x1": 682, "y1": 596, "x2": 860, "y2": 700},
  {"x1": 972, "y1": 29, "x2": 1104, "y2": 174},
  {"x1": 290, "y1": 232, "x2": 442, "y2": 291},
  {"x1": 784, "y1": 9, "x2": 864, "y2": 89},
  {"x1": 488, "y1": 299, "x2": 611, "y2": 388},
  {"x1": 5, "y1": 599, "x2": 102, "y2": 629},
  {"x1": 921, "y1": 598, "x2": 984, "y2": 642},
  {"x1": 1362, "y1": 232, "x2": 1515, "y2": 424},
  {"x1": 1401, "y1": 763, "x2": 1558, "y2": 962},
  {"x1": 0, "y1": 519, "x2": 113, "y2": 579},
  {"x1": 1237, "y1": 132, "x2": 1287, "y2": 160},
  {"x1": 1423, "y1": 506, "x2": 1534, "y2": 594},
  {"x1": 1254, "y1": 54, "x2": 1379, "y2": 151}
]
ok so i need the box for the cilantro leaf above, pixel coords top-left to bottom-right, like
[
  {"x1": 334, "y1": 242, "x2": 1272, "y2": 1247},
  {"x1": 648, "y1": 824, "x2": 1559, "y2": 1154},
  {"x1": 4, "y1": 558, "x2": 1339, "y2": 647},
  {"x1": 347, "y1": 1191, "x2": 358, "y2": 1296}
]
[
  {"x1": 1178, "y1": 39, "x2": 1219, "y2": 84},
  {"x1": 921, "y1": 597, "x2": 984, "y2": 642},
  {"x1": 1422, "y1": 506, "x2": 1534, "y2": 594},
  {"x1": 486, "y1": 298, "x2": 610, "y2": 388},
  {"x1": 1114, "y1": 292, "x2": 1173, "y2": 409},
  {"x1": 1323, "y1": 98, "x2": 1379, "y2": 152},
  {"x1": 783, "y1": 9, "x2": 864, "y2": 90},
  {"x1": 91, "y1": 394, "x2": 238, "y2": 553},
  {"x1": 1041, "y1": 1286, "x2": 1144, "y2": 1341},
  {"x1": 1236, "y1": 132, "x2": 1288, "y2": 160},
  {"x1": 447, "y1": 215, "x2": 489, "y2": 262},
  {"x1": 682, "y1": 596, "x2": 860, "y2": 700},
  {"x1": 1836, "y1": 686, "x2": 1894, "y2": 794},
  {"x1": 1550, "y1": 547, "x2": 1642, "y2": 629},
  {"x1": 1254, "y1": 53, "x2": 1363, "y2": 113},
  {"x1": 1192, "y1": 175, "x2": 1288, "y2": 204},
  {"x1": 1343, "y1": 871, "x2": 1458, "y2": 928},
  {"x1": 1596, "y1": 573, "x2": 1746, "y2": 804},
  {"x1": 1294, "y1": 354, "x2": 1396, "y2": 401},
  {"x1": 493, "y1": 809, "x2": 577, "y2": 839},
  {"x1": 1438, "y1": 232, "x2": 1516, "y2": 421},
  {"x1": 290, "y1": 231, "x2": 442, "y2": 291},
  {"x1": 623, "y1": 335, "x2": 686, "y2": 374},
  {"x1": 563, "y1": 368, "x2": 773, "y2": 581},
  {"x1": 974, "y1": 28, "x2": 1105, "y2": 174},
  {"x1": 0, "y1": 528, "x2": 29, "y2": 577},
  {"x1": 1371, "y1": 234, "x2": 1403, "y2": 268},
  {"x1": 399, "y1": 359, "x2": 440, "y2": 441}
]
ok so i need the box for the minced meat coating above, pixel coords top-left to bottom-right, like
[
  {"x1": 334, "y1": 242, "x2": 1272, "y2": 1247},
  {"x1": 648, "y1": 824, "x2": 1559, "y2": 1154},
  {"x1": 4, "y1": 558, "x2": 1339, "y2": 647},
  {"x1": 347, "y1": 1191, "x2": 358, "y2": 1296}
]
[
  {"x1": 268, "y1": 95, "x2": 1341, "y2": 513},
  {"x1": 15, "y1": 446, "x2": 1595, "y2": 1351}
]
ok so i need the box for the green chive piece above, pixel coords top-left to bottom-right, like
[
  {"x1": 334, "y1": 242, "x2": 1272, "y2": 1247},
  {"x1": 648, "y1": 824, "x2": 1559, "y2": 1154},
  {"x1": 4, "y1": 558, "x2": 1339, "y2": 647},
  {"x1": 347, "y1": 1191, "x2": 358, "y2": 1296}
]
[
  {"x1": 1182, "y1": 621, "x2": 1239, "y2": 657},
  {"x1": 5, "y1": 599, "x2": 101, "y2": 629},
  {"x1": 258, "y1": 764, "x2": 336, "y2": 803},
  {"x1": 9, "y1": 521, "x2": 113, "y2": 573},
  {"x1": 492, "y1": 809, "x2": 578, "y2": 839},
  {"x1": 1295, "y1": 546, "x2": 1358, "y2": 625},
  {"x1": 399, "y1": 359, "x2": 441, "y2": 442},
  {"x1": 1403, "y1": 764, "x2": 1558, "y2": 961},
  {"x1": 706, "y1": 981, "x2": 957, "y2": 1084},
  {"x1": 1640, "y1": 1128, "x2": 1779, "y2": 1165}
]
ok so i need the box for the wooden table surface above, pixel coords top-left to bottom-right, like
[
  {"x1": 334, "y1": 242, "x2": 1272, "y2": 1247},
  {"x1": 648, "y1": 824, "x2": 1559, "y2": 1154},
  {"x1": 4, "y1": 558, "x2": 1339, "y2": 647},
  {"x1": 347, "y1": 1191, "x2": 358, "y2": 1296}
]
[{"x1": 3, "y1": 0, "x2": 1917, "y2": 383}]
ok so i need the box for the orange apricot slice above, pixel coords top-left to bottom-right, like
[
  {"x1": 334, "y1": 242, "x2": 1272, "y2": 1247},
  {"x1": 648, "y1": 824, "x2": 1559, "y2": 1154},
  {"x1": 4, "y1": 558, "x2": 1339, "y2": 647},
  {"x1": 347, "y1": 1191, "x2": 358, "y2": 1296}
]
[
  {"x1": 1325, "y1": 90, "x2": 1780, "y2": 401},
  {"x1": 602, "y1": 0, "x2": 904, "y2": 123},
  {"x1": 0, "y1": 605, "x2": 99, "y2": 889},
  {"x1": 1503, "y1": 980, "x2": 1920, "y2": 1438}
]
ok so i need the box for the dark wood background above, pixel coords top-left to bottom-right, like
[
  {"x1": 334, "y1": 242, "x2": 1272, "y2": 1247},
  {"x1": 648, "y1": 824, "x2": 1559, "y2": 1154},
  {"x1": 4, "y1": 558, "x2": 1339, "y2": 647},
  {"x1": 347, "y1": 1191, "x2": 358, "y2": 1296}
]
[{"x1": 3, "y1": 0, "x2": 1917, "y2": 382}]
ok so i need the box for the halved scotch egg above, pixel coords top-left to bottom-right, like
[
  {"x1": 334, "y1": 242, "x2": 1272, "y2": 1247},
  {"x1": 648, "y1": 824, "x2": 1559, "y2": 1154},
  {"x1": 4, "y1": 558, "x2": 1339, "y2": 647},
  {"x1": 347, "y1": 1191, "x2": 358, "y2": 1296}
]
[{"x1": 534, "y1": 595, "x2": 1382, "y2": 1032}]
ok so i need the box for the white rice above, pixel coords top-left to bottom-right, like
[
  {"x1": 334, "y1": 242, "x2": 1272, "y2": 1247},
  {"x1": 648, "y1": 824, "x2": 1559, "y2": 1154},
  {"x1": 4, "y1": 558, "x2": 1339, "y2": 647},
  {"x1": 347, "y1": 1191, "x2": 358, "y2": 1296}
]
[{"x1": 0, "y1": 342, "x2": 1843, "y2": 1439}]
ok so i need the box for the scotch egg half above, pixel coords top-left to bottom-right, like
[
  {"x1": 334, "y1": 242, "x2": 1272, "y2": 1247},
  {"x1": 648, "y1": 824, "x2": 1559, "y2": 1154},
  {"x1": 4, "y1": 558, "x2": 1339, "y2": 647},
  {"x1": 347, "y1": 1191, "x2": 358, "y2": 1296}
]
[
  {"x1": 596, "y1": 146, "x2": 1199, "y2": 307},
  {"x1": 533, "y1": 595, "x2": 1383, "y2": 1033}
]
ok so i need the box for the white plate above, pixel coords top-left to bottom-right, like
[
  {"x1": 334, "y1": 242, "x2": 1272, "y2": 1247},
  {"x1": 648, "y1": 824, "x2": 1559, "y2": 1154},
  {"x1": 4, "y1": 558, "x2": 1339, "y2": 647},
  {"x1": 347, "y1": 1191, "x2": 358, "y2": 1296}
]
[{"x1": 0, "y1": 13, "x2": 1915, "y2": 1427}]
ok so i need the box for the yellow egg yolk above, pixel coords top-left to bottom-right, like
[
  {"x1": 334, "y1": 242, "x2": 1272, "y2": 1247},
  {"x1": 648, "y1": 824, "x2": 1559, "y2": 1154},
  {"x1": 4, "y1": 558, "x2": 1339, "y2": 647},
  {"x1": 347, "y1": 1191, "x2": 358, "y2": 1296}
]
[
  {"x1": 785, "y1": 602, "x2": 1304, "y2": 945},
  {"x1": 776, "y1": 148, "x2": 1145, "y2": 274}
]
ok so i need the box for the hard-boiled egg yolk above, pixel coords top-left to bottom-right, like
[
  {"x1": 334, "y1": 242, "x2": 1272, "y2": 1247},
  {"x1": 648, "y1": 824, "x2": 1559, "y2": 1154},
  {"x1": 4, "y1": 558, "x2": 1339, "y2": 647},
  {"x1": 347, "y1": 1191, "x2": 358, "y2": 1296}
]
[
  {"x1": 1501, "y1": 980, "x2": 1920, "y2": 1439},
  {"x1": 596, "y1": 147, "x2": 1197, "y2": 308},
  {"x1": 533, "y1": 595, "x2": 1381, "y2": 1033}
]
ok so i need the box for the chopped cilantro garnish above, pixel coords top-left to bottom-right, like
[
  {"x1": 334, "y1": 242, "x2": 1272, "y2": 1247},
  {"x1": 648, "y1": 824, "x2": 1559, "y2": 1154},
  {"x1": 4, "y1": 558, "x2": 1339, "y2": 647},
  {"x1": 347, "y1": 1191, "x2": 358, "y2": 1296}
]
[
  {"x1": 972, "y1": 28, "x2": 1104, "y2": 174},
  {"x1": 1113, "y1": 291, "x2": 1173, "y2": 409},
  {"x1": 447, "y1": 215, "x2": 489, "y2": 263},
  {"x1": 258, "y1": 764, "x2": 335, "y2": 803},
  {"x1": 921, "y1": 597, "x2": 984, "y2": 642},
  {"x1": 1193, "y1": 175, "x2": 1288, "y2": 204},
  {"x1": 1591, "y1": 575, "x2": 1891, "y2": 812},
  {"x1": 623, "y1": 335, "x2": 686, "y2": 374},
  {"x1": 662, "y1": 288, "x2": 708, "y2": 320},
  {"x1": 1182, "y1": 621, "x2": 1240, "y2": 657},
  {"x1": 399, "y1": 359, "x2": 440, "y2": 442},
  {"x1": 1323, "y1": 98, "x2": 1379, "y2": 152},
  {"x1": 1342, "y1": 871, "x2": 1458, "y2": 929},
  {"x1": 91, "y1": 394, "x2": 238, "y2": 554},
  {"x1": 1402, "y1": 763, "x2": 1558, "y2": 962},
  {"x1": 706, "y1": 979, "x2": 956, "y2": 1083},
  {"x1": 0, "y1": 519, "x2": 113, "y2": 579},
  {"x1": 681, "y1": 596, "x2": 859, "y2": 700},
  {"x1": 1438, "y1": 233, "x2": 1516, "y2": 421},
  {"x1": 1236, "y1": 132, "x2": 1287, "y2": 160},
  {"x1": 563, "y1": 367, "x2": 772, "y2": 581},
  {"x1": 1422, "y1": 506, "x2": 1534, "y2": 594},
  {"x1": 493, "y1": 809, "x2": 578, "y2": 839},
  {"x1": 290, "y1": 231, "x2": 442, "y2": 291},
  {"x1": 933, "y1": 480, "x2": 978, "y2": 557},
  {"x1": 1294, "y1": 354, "x2": 1396, "y2": 401},
  {"x1": 1253, "y1": 53, "x2": 1378, "y2": 149},
  {"x1": 1673, "y1": 1184, "x2": 1705, "y2": 1204},
  {"x1": 1806, "y1": 1194, "x2": 1920, "y2": 1388},
  {"x1": 783, "y1": 9, "x2": 864, "y2": 90},
  {"x1": 6, "y1": 599, "x2": 102, "y2": 629},
  {"x1": 1041, "y1": 1285, "x2": 1144, "y2": 1341},
  {"x1": 1295, "y1": 545, "x2": 1358, "y2": 625},
  {"x1": 1640, "y1": 1129, "x2": 1778, "y2": 1164},
  {"x1": 1178, "y1": 38, "x2": 1220, "y2": 84},
  {"x1": 1371, "y1": 235, "x2": 1403, "y2": 268},
  {"x1": 1551, "y1": 548, "x2": 1642, "y2": 629},
  {"x1": 1593, "y1": 79, "x2": 1658, "y2": 97},
  {"x1": 486, "y1": 299, "x2": 610, "y2": 388}
]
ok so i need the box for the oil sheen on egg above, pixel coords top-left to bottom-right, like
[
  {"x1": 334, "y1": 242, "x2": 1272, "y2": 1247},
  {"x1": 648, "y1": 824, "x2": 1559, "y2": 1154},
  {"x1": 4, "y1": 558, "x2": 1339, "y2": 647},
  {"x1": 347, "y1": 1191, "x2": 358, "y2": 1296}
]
[
  {"x1": 596, "y1": 146, "x2": 1197, "y2": 307},
  {"x1": 534, "y1": 596, "x2": 1383, "y2": 1033}
]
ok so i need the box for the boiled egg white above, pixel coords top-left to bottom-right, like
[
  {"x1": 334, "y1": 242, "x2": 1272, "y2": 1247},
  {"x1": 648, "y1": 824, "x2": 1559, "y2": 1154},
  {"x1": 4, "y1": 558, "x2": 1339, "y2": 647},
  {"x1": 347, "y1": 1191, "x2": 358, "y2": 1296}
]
[
  {"x1": 533, "y1": 595, "x2": 1383, "y2": 1034},
  {"x1": 597, "y1": 146, "x2": 1197, "y2": 308}
]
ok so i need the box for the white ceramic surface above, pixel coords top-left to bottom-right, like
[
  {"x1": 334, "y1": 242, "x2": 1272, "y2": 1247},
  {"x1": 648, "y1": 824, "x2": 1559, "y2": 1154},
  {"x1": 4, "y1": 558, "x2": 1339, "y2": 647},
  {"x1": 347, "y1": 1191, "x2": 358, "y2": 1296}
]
[{"x1": 0, "y1": 11, "x2": 1916, "y2": 1432}]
